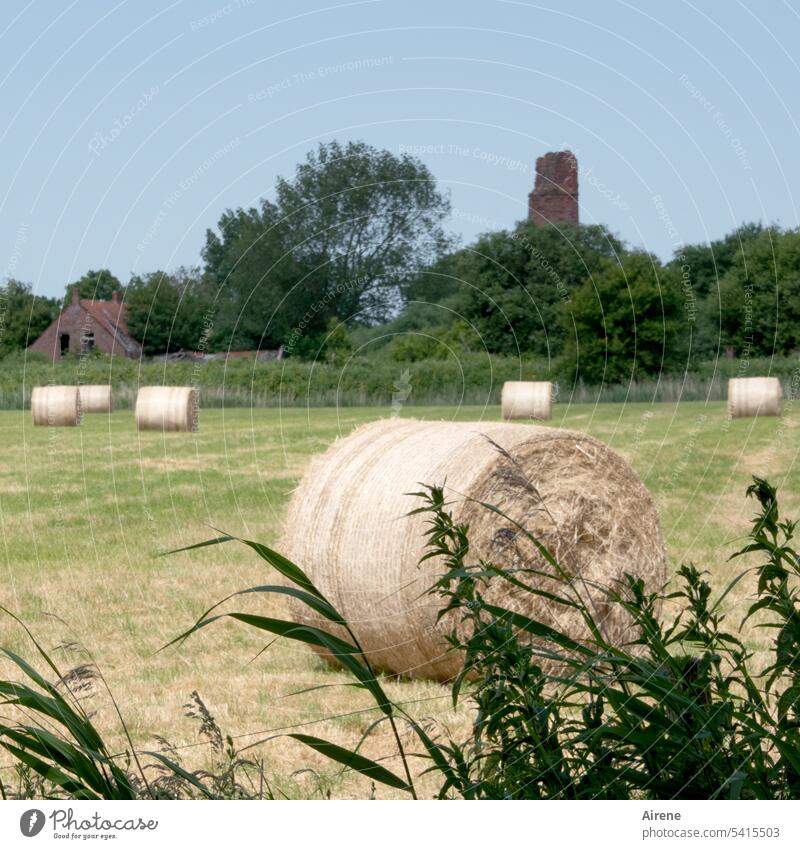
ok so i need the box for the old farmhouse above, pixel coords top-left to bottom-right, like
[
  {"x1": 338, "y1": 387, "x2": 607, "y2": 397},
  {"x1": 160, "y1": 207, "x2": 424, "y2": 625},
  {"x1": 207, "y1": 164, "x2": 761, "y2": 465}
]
[{"x1": 28, "y1": 288, "x2": 142, "y2": 363}]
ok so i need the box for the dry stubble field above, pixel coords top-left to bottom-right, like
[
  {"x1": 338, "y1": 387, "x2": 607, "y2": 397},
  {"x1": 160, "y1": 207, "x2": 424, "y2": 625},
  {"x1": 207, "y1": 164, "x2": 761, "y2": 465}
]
[{"x1": 0, "y1": 400, "x2": 798, "y2": 797}]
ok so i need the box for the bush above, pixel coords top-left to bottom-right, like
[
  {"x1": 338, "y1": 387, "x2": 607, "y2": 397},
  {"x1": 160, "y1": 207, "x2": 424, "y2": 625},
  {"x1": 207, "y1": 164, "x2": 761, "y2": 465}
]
[{"x1": 165, "y1": 473, "x2": 800, "y2": 799}]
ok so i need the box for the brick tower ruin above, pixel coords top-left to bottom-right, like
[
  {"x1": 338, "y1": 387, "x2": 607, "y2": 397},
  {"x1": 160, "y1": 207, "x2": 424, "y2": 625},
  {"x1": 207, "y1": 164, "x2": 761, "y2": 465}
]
[{"x1": 527, "y1": 150, "x2": 579, "y2": 225}]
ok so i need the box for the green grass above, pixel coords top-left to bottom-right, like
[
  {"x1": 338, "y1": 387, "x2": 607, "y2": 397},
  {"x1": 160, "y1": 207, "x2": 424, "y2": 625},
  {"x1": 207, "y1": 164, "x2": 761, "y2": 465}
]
[{"x1": 1, "y1": 401, "x2": 798, "y2": 796}]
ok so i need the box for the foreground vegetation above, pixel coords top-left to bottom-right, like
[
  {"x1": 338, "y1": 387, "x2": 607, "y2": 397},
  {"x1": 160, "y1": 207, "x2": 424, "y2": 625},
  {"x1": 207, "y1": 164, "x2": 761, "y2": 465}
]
[
  {"x1": 0, "y1": 403, "x2": 798, "y2": 797},
  {"x1": 1, "y1": 468, "x2": 799, "y2": 798}
]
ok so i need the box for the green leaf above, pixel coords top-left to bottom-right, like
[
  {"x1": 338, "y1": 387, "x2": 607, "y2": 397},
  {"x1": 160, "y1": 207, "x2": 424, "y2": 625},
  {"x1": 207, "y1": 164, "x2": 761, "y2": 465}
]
[
  {"x1": 144, "y1": 752, "x2": 217, "y2": 798},
  {"x1": 288, "y1": 734, "x2": 412, "y2": 792},
  {"x1": 480, "y1": 603, "x2": 596, "y2": 657}
]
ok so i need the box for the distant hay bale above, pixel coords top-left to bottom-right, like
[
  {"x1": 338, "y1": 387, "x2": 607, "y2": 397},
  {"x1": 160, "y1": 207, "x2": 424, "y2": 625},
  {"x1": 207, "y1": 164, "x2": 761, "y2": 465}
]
[
  {"x1": 501, "y1": 381, "x2": 552, "y2": 420},
  {"x1": 727, "y1": 377, "x2": 781, "y2": 418},
  {"x1": 283, "y1": 418, "x2": 666, "y2": 681},
  {"x1": 31, "y1": 385, "x2": 82, "y2": 427},
  {"x1": 78, "y1": 385, "x2": 113, "y2": 414},
  {"x1": 135, "y1": 386, "x2": 198, "y2": 432}
]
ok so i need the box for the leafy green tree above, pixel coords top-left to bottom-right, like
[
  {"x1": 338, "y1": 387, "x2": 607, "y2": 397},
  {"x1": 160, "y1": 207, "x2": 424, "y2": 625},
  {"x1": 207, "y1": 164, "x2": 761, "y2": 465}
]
[
  {"x1": 319, "y1": 317, "x2": 354, "y2": 364},
  {"x1": 125, "y1": 268, "x2": 210, "y2": 355},
  {"x1": 562, "y1": 252, "x2": 686, "y2": 385},
  {"x1": 443, "y1": 222, "x2": 624, "y2": 357},
  {"x1": 203, "y1": 203, "x2": 299, "y2": 351},
  {"x1": 670, "y1": 222, "x2": 765, "y2": 299},
  {"x1": 202, "y1": 140, "x2": 452, "y2": 353},
  {"x1": 0, "y1": 279, "x2": 60, "y2": 356},
  {"x1": 719, "y1": 227, "x2": 800, "y2": 357},
  {"x1": 669, "y1": 223, "x2": 768, "y2": 360},
  {"x1": 65, "y1": 268, "x2": 123, "y2": 304}
]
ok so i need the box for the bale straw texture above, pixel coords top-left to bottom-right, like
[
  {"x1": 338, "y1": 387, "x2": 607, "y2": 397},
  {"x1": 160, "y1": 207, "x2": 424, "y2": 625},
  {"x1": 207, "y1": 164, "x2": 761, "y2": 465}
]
[
  {"x1": 283, "y1": 418, "x2": 666, "y2": 681},
  {"x1": 501, "y1": 381, "x2": 552, "y2": 420},
  {"x1": 727, "y1": 377, "x2": 782, "y2": 418},
  {"x1": 78, "y1": 385, "x2": 113, "y2": 414},
  {"x1": 31, "y1": 385, "x2": 82, "y2": 427},
  {"x1": 135, "y1": 386, "x2": 198, "y2": 432}
]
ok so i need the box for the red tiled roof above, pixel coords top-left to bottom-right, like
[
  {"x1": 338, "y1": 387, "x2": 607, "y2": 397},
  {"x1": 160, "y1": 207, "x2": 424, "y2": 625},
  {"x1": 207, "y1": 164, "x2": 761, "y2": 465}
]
[
  {"x1": 80, "y1": 299, "x2": 129, "y2": 335},
  {"x1": 79, "y1": 298, "x2": 140, "y2": 356}
]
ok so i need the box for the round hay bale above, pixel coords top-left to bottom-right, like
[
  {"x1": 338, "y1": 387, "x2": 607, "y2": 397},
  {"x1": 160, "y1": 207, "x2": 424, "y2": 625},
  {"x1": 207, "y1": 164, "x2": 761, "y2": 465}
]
[
  {"x1": 501, "y1": 381, "x2": 552, "y2": 420},
  {"x1": 283, "y1": 418, "x2": 666, "y2": 681},
  {"x1": 31, "y1": 385, "x2": 82, "y2": 427},
  {"x1": 727, "y1": 377, "x2": 781, "y2": 418},
  {"x1": 78, "y1": 385, "x2": 113, "y2": 414},
  {"x1": 135, "y1": 386, "x2": 198, "y2": 432}
]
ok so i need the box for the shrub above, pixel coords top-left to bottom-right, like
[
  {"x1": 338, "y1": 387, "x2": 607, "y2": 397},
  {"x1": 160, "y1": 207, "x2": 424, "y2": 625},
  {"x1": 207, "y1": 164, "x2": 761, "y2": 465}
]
[{"x1": 165, "y1": 473, "x2": 800, "y2": 799}]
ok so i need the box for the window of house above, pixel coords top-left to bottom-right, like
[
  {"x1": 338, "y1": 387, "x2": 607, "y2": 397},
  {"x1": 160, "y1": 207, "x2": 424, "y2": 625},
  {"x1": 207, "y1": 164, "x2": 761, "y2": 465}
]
[
  {"x1": 59, "y1": 334, "x2": 70, "y2": 355},
  {"x1": 82, "y1": 332, "x2": 95, "y2": 353}
]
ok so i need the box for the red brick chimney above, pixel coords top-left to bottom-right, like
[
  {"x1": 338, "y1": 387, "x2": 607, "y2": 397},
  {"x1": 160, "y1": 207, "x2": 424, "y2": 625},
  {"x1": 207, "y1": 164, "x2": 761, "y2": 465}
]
[
  {"x1": 111, "y1": 290, "x2": 119, "y2": 304},
  {"x1": 528, "y1": 150, "x2": 579, "y2": 225},
  {"x1": 71, "y1": 286, "x2": 80, "y2": 306}
]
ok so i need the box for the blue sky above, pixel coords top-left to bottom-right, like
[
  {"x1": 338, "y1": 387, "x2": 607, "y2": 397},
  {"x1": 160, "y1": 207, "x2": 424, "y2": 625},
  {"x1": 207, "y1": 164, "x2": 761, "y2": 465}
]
[{"x1": 2, "y1": 0, "x2": 799, "y2": 298}]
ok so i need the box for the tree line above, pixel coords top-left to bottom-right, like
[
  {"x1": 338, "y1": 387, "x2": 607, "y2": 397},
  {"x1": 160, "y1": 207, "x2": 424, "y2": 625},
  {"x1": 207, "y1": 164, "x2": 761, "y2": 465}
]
[{"x1": 2, "y1": 138, "x2": 798, "y2": 384}]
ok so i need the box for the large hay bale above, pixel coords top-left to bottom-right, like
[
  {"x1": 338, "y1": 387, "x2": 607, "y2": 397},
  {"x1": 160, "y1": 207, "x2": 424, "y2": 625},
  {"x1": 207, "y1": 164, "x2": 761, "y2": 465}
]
[
  {"x1": 283, "y1": 418, "x2": 666, "y2": 681},
  {"x1": 135, "y1": 386, "x2": 198, "y2": 432},
  {"x1": 78, "y1": 385, "x2": 113, "y2": 414},
  {"x1": 31, "y1": 385, "x2": 82, "y2": 427},
  {"x1": 728, "y1": 377, "x2": 781, "y2": 418},
  {"x1": 501, "y1": 380, "x2": 552, "y2": 420}
]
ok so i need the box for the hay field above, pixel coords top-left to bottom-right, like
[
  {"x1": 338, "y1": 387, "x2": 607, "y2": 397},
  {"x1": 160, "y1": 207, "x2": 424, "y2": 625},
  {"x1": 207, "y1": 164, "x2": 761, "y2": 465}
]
[{"x1": 0, "y1": 401, "x2": 798, "y2": 797}]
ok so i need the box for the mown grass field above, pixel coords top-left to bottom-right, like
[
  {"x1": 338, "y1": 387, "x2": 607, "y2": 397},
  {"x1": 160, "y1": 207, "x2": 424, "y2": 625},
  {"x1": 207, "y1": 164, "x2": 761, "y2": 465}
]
[{"x1": 1, "y1": 401, "x2": 798, "y2": 797}]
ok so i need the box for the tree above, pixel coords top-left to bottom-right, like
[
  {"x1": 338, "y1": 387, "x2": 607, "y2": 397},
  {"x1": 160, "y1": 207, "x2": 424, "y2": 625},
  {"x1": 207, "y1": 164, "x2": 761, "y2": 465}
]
[
  {"x1": 64, "y1": 268, "x2": 123, "y2": 304},
  {"x1": 440, "y1": 222, "x2": 624, "y2": 357},
  {"x1": 125, "y1": 268, "x2": 210, "y2": 355},
  {"x1": 202, "y1": 203, "x2": 299, "y2": 351},
  {"x1": 667, "y1": 223, "x2": 768, "y2": 360},
  {"x1": 670, "y1": 222, "x2": 765, "y2": 299},
  {"x1": 718, "y1": 226, "x2": 800, "y2": 356},
  {"x1": 562, "y1": 252, "x2": 686, "y2": 385},
  {"x1": 202, "y1": 140, "x2": 452, "y2": 353},
  {"x1": 0, "y1": 279, "x2": 60, "y2": 357}
]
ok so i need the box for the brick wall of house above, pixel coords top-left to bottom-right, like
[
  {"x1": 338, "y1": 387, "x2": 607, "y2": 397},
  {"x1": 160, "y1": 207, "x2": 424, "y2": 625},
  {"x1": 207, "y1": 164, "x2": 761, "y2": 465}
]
[
  {"x1": 27, "y1": 290, "x2": 139, "y2": 363},
  {"x1": 28, "y1": 303, "x2": 118, "y2": 362}
]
